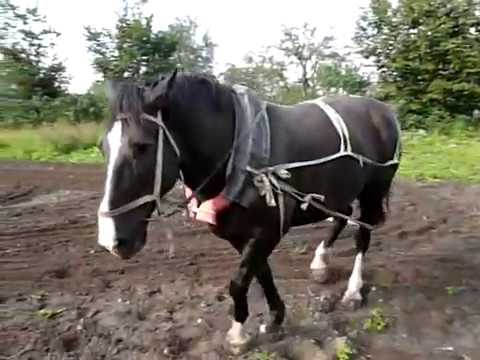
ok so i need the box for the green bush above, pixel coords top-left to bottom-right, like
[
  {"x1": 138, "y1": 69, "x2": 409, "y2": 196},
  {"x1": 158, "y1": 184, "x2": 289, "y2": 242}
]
[{"x1": 0, "y1": 92, "x2": 108, "y2": 127}]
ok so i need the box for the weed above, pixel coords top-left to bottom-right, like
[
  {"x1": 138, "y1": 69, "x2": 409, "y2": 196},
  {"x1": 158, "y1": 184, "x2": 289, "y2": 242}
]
[
  {"x1": 336, "y1": 341, "x2": 355, "y2": 360},
  {"x1": 363, "y1": 307, "x2": 389, "y2": 333},
  {"x1": 254, "y1": 352, "x2": 276, "y2": 360},
  {"x1": 37, "y1": 307, "x2": 66, "y2": 320}
]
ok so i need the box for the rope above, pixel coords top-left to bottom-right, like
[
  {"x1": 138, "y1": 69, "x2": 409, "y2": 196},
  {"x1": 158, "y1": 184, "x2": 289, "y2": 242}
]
[{"x1": 247, "y1": 164, "x2": 376, "y2": 236}]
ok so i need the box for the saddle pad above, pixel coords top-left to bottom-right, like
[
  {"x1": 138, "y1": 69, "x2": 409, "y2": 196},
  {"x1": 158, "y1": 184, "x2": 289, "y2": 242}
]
[{"x1": 223, "y1": 84, "x2": 271, "y2": 208}]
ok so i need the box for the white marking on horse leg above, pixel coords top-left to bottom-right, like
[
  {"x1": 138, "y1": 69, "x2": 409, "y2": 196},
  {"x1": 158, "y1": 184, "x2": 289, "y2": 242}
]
[
  {"x1": 97, "y1": 121, "x2": 122, "y2": 252},
  {"x1": 226, "y1": 320, "x2": 250, "y2": 349},
  {"x1": 310, "y1": 241, "x2": 330, "y2": 270},
  {"x1": 310, "y1": 241, "x2": 331, "y2": 283},
  {"x1": 342, "y1": 253, "x2": 364, "y2": 303}
]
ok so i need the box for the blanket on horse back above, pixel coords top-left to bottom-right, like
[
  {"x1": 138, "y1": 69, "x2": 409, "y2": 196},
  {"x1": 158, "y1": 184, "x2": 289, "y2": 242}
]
[{"x1": 184, "y1": 84, "x2": 270, "y2": 224}]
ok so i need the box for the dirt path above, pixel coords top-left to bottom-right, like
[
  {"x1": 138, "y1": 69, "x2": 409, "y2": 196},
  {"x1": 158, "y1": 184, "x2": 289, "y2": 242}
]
[{"x1": 1, "y1": 160, "x2": 479, "y2": 359}]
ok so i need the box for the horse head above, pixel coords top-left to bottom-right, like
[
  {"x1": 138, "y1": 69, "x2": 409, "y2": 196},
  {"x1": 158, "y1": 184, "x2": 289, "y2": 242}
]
[{"x1": 96, "y1": 71, "x2": 180, "y2": 259}]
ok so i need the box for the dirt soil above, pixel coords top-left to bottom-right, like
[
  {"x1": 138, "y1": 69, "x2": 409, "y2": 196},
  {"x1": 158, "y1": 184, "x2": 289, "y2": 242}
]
[{"x1": 1, "y1": 160, "x2": 480, "y2": 360}]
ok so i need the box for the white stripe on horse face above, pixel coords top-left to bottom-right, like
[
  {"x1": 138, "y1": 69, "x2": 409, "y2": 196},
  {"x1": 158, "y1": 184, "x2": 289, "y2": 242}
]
[{"x1": 97, "y1": 121, "x2": 123, "y2": 252}]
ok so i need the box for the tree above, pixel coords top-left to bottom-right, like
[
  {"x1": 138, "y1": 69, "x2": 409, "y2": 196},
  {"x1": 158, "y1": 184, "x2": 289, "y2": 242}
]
[
  {"x1": 0, "y1": 0, "x2": 69, "y2": 124},
  {"x1": 278, "y1": 23, "x2": 342, "y2": 97},
  {"x1": 0, "y1": 0, "x2": 68, "y2": 100},
  {"x1": 355, "y1": 0, "x2": 480, "y2": 128},
  {"x1": 168, "y1": 17, "x2": 216, "y2": 73},
  {"x1": 222, "y1": 53, "x2": 288, "y2": 101},
  {"x1": 316, "y1": 63, "x2": 371, "y2": 96},
  {"x1": 85, "y1": 0, "x2": 178, "y2": 79}
]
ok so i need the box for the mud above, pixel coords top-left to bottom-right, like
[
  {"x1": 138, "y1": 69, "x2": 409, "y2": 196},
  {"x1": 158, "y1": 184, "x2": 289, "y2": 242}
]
[{"x1": 1, "y1": 160, "x2": 479, "y2": 359}]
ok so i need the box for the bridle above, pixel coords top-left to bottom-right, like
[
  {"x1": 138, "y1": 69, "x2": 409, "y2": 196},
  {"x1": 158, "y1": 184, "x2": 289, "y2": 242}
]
[
  {"x1": 97, "y1": 109, "x2": 235, "y2": 220},
  {"x1": 97, "y1": 110, "x2": 183, "y2": 218}
]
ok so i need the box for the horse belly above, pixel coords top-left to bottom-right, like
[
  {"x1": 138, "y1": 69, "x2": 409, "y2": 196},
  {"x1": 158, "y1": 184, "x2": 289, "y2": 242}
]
[{"x1": 291, "y1": 158, "x2": 367, "y2": 209}]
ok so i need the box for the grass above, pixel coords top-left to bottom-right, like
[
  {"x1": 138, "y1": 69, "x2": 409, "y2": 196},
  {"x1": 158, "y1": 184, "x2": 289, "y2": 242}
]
[
  {"x1": 399, "y1": 129, "x2": 480, "y2": 183},
  {"x1": 0, "y1": 122, "x2": 104, "y2": 163},
  {"x1": 0, "y1": 124, "x2": 479, "y2": 183}
]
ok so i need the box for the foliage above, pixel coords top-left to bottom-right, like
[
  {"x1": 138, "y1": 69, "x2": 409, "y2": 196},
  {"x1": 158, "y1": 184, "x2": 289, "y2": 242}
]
[
  {"x1": 0, "y1": 91, "x2": 107, "y2": 126},
  {"x1": 336, "y1": 341, "x2": 355, "y2": 360},
  {"x1": 445, "y1": 286, "x2": 463, "y2": 296},
  {"x1": 363, "y1": 307, "x2": 389, "y2": 333},
  {"x1": 168, "y1": 17, "x2": 216, "y2": 73},
  {"x1": 0, "y1": 0, "x2": 68, "y2": 100},
  {"x1": 222, "y1": 54, "x2": 288, "y2": 102},
  {"x1": 37, "y1": 307, "x2": 66, "y2": 320},
  {"x1": 223, "y1": 23, "x2": 370, "y2": 103},
  {"x1": 278, "y1": 23, "x2": 341, "y2": 97},
  {"x1": 253, "y1": 351, "x2": 278, "y2": 360},
  {"x1": 0, "y1": 0, "x2": 70, "y2": 125},
  {"x1": 316, "y1": 63, "x2": 371, "y2": 96},
  {"x1": 85, "y1": 2, "x2": 215, "y2": 79},
  {"x1": 355, "y1": 0, "x2": 480, "y2": 129},
  {"x1": 84, "y1": 1, "x2": 177, "y2": 79}
]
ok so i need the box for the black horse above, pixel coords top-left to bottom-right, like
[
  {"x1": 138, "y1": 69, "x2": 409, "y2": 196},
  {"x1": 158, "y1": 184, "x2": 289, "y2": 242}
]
[{"x1": 96, "y1": 70, "x2": 401, "y2": 354}]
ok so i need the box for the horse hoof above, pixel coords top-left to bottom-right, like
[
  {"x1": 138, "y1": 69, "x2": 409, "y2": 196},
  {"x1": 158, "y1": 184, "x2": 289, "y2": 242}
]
[
  {"x1": 259, "y1": 322, "x2": 283, "y2": 334},
  {"x1": 225, "y1": 332, "x2": 252, "y2": 355},
  {"x1": 340, "y1": 296, "x2": 363, "y2": 311},
  {"x1": 311, "y1": 268, "x2": 329, "y2": 283},
  {"x1": 225, "y1": 338, "x2": 251, "y2": 355}
]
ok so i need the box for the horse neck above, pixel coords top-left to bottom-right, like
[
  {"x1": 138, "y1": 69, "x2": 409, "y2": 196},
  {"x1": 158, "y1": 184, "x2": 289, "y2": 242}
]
[{"x1": 170, "y1": 91, "x2": 235, "y2": 200}]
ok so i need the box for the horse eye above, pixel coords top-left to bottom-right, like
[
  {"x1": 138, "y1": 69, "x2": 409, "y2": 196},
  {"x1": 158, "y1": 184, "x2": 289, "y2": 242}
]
[{"x1": 132, "y1": 143, "x2": 150, "y2": 157}]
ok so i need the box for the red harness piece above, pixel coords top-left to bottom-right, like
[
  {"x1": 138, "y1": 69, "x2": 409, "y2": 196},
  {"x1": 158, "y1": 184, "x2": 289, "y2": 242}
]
[{"x1": 183, "y1": 186, "x2": 231, "y2": 225}]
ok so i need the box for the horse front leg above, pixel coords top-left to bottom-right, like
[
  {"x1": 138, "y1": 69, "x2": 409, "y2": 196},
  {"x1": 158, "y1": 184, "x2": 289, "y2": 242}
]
[
  {"x1": 226, "y1": 235, "x2": 280, "y2": 354},
  {"x1": 256, "y1": 261, "x2": 285, "y2": 335}
]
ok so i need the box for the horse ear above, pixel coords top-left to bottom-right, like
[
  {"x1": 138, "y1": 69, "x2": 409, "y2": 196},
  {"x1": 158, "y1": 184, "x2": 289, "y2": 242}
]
[
  {"x1": 144, "y1": 69, "x2": 178, "y2": 106},
  {"x1": 167, "y1": 68, "x2": 178, "y2": 92},
  {"x1": 105, "y1": 79, "x2": 122, "y2": 106}
]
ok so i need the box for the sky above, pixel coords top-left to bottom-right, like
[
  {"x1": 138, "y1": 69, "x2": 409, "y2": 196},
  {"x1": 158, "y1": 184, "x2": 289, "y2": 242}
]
[{"x1": 14, "y1": 0, "x2": 371, "y2": 94}]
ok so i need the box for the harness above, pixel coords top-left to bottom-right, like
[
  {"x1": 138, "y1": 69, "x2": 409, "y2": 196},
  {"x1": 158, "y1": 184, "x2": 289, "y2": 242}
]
[
  {"x1": 98, "y1": 96, "x2": 401, "y2": 237},
  {"x1": 246, "y1": 98, "x2": 401, "y2": 234}
]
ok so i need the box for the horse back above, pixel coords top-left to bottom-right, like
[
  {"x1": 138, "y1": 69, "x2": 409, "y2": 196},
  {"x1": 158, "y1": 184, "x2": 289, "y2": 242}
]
[{"x1": 266, "y1": 96, "x2": 401, "y2": 166}]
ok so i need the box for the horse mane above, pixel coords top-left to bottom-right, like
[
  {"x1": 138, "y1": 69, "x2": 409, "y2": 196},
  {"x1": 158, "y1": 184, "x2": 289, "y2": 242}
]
[
  {"x1": 105, "y1": 71, "x2": 232, "y2": 130},
  {"x1": 170, "y1": 71, "x2": 230, "y2": 110}
]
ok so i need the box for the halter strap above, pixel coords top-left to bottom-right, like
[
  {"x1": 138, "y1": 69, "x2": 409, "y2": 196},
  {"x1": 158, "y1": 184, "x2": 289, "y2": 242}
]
[{"x1": 98, "y1": 111, "x2": 182, "y2": 218}]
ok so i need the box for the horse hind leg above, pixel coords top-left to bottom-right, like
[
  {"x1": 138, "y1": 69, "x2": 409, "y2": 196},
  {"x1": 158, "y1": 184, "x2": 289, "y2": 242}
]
[
  {"x1": 310, "y1": 206, "x2": 352, "y2": 283},
  {"x1": 341, "y1": 181, "x2": 391, "y2": 309}
]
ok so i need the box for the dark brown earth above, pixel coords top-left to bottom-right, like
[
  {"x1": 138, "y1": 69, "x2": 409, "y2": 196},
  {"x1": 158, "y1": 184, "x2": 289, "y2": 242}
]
[{"x1": 1, "y1": 160, "x2": 480, "y2": 359}]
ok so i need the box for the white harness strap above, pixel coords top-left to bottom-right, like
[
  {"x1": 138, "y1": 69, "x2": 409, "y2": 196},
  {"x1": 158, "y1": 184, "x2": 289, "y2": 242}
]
[{"x1": 305, "y1": 98, "x2": 352, "y2": 153}]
